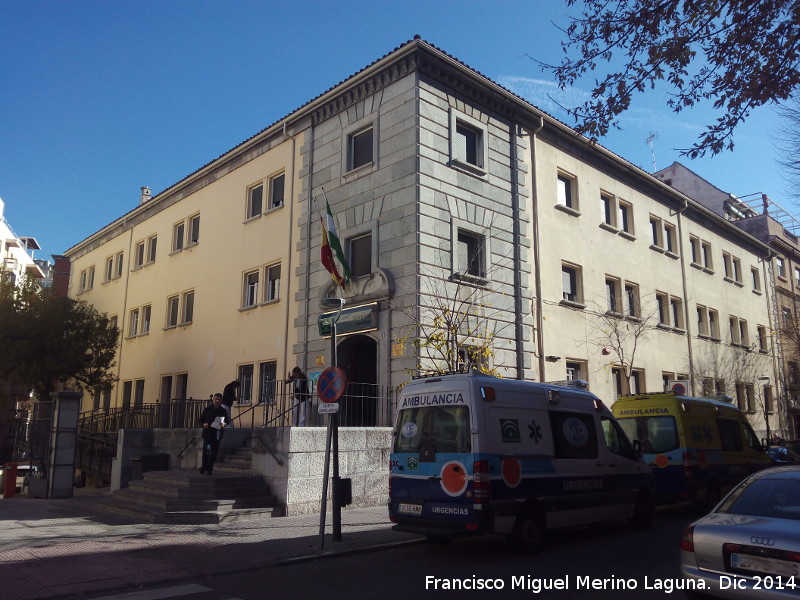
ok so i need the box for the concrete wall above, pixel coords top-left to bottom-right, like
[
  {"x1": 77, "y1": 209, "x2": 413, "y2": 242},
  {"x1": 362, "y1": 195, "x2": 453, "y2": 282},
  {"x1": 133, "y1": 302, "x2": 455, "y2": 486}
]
[{"x1": 110, "y1": 426, "x2": 391, "y2": 516}]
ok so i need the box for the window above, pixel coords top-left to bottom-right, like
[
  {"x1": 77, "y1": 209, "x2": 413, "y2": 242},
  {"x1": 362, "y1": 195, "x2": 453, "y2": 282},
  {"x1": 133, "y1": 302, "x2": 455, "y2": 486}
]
[
  {"x1": 115, "y1": 252, "x2": 124, "y2": 278},
  {"x1": 243, "y1": 270, "x2": 259, "y2": 308},
  {"x1": 457, "y1": 230, "x2": 485, "y2": 279},
  {"x1": 795, "y1": 266, "x2": 800, "y2": 286},
  {"x1": 606, "y1": 276, "x2": 621, "y2": 313},
  {"x1": 670, "y1": 296, "x2": 684, "y2": 330},
  {"x1": 664, "y1": 223, "x2": 676, "y2": 254},
  {"x1": 600, "y1": 193, "x2": 633, "y2": 235},
  {"x1": 556, "y1": 173, "x2": 577, "y2": 210},
  {"x1": 457, "y1": 345, "x2": 488, "y2": 372},
  {"x1": 147, "y1": 235, "x2": 157, "y2": 263},
  {"x1": 238, "y1": 364, "x2": 254, "y2": 404},
  {"x1": 259, "y1": 361, "x2": 278, "y2": 405},
  {"x1": 549, "y1": 411, "x2": 598, "y2": 459},
  {"x1": 601, "y1": 193, "x2": 614, "y2": 227},
  {"x1": 723, "y1": 252, "x2": 732, "y2": 279},
  {"x1": 758, "y1": 325, "x2": 768, "y2": 352},
  {"x1": 735, "y1": 382, "x2": 755, "y2": 412},
  {"x1": 80, "y1": 270, "x2": 87, "y2": 292},
  {"x1": 764, "y1": 385, "x2": 774, "y2": 413},
  {"x1": 739, "y1": 319, "x2": 749, "y2": 347},
  {"x1": 566, "y1": 360, "x2": 586, "y2": 381},
  {"x1": 650, "y1": 216, "x2": 662, "y2": 247},
  {"x1": 630, "y1": 369, "x2": 644, "y2": 394},
  {"x1": 777, "y1": 256, "x2": 787, "y2": 278},
  {"x1": 182, "y1": 291, "x2": 194, "y2": 324},
  {"x1": 702, "y1": 241, "x2": 713, "y2": 270},
  {"x1": 690, "y1": 236, "x2": 700, "y2": 265},
  {"x1": 188, "y1": 214, "x2": 200, "y2": 245},
  {"x1": 561, "y1": 263, "x2": 583, "y2": 304},
  {"x1": 134, "y1": 379, "x2": 145, "y2": 407},
  {"x1": 656, "y1": 292, "x2": 669, "y2": 325},
  {"x1": 269, "y1": 172, "x2": 285, "y2": 209},
  {"x1": 135, "y1": 240, "x2": 146, "y2": 268},
  {"x1": 350, "y1": 233, "x2": 372, "y2": 278},
  {"x1": 349, "y1": 126, "x2": 374, "y2": 170},
  {"x1": 122, "y1": 381, "x2": 132, "y2": 409},
  {"x1": 167, "y1": 296, "x2": 179, "y2": 327},
  {"x1": 105, "y1": 256, "x2": 113, "y2": 282},
  {"x1": 173, "y1": 222, "x2": 185, "y2": 252},
  {"x1": 87, "y1": 266, "x2": 95, "y2": 289},
  {"x1": 729, "y1": 316, "x2": 741, "y2": 345},
  {"x1": 697, "y1": 305, "x2": 709, "y2": 336},
  {"x1": 109, "y1": 315, "x2": 118, "y2": 331},
  {"x1": 266, "y1": 263, "x2": 281, "y2": 302},
  {"x1": 752, "y1": 267, "x2": 761, "y2": 292},
  {"x1": 141, "y1": 305, "x2": 151, "y2": 335},
  {"x1": 624, "y1": 282, "x2": 640, "y2": 317},
  {"x1": 247, "y1": 183, "x2": 263, "y2": 219},
  {"x1": 129, "y1": 308, "x2": 140, "y2": 337},
  {"x1": 454, "y1": 121, "x2": 481, "y2": 167},
  {"x1": 732, "y1": 257, "x2": 742, "y2": 284},
  {"x1": 709, "y1": 308, "x2": 720, "y2": 339}
]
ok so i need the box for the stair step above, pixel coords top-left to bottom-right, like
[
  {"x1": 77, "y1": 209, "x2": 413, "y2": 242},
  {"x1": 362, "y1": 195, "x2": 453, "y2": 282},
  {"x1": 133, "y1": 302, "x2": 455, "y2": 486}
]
[{"x1": 96, "y1": 468, "x2": 281, "y2": 524}]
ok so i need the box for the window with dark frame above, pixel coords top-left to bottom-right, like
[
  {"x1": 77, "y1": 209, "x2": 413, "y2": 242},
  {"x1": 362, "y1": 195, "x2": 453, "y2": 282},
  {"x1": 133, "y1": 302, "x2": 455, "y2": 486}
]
[
  {"x1": 457, "y1": 230, "x2": 485, "y2": 278},
  {"x1": 454, "y1": 121, "x2": 480, "y2": 166},
  {"x1": 270, "y1": 173, "x2": 285, "y2": 209},
  {"x1": 349, "y1": 234, "x2": 372, "y2": 278},
  {"x1": 350, "y1": 126, "x2": 373, "y2": 170},
  {"x1": 248, "y1": 184, "x2": 263, "y2": 219}
]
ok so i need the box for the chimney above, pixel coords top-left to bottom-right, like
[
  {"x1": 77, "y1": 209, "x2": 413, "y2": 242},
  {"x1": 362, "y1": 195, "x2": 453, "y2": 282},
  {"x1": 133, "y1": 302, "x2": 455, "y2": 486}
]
[{"x1": 140, "y1": 186, "x2": 152, "y2": 205}]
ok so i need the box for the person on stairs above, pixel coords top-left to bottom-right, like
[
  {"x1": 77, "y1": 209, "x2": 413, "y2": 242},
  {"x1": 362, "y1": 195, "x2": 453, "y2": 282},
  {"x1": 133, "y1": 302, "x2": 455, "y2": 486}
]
[{"x1": 199, "y1": 393, "x2": 227, "y2": 475}]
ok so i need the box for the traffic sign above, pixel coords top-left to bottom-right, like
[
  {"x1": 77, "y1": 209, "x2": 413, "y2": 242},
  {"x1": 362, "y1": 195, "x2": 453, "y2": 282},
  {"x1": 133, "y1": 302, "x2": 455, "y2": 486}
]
[
  {"x1": 318, "y1": 403, "x2": 340, "y2": 414},
  {"x1": 317, "y1": 367, "x2": 347, "y2": 403}
]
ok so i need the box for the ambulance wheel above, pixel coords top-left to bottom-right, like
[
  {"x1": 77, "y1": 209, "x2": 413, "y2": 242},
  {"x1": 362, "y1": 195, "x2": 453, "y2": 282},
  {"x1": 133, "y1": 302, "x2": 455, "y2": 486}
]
[
  {"x1": 629, "y1": 492, "x2": 654, "y2": 529},
  {"x1": 512, "y1": 508, "x2": 545, "y2": 553}
]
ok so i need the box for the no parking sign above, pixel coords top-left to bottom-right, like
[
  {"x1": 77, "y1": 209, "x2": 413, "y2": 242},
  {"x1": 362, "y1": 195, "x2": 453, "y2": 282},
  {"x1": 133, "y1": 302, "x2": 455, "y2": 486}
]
[{"x1": 317, "y1": 367, "x2": 347, "y2": 403}]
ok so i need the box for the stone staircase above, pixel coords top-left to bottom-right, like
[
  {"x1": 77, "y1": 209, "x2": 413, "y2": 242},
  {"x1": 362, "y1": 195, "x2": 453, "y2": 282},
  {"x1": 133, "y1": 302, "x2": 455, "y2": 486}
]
[{"x1": 98, "y1": 440, "x2": 280, "y2": 524}]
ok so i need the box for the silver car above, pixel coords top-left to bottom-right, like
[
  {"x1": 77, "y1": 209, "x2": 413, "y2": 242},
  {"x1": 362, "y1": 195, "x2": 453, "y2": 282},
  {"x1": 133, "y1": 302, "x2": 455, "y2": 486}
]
[{"x1": 680, "y1": 466, "x2": 800, "y2": 599}]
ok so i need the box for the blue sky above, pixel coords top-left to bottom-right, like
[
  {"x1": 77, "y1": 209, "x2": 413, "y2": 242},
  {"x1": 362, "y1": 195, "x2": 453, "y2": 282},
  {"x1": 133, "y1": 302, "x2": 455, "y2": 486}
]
[{"x1": 1, "y1": 0, "x2": 791, "y2": 260}]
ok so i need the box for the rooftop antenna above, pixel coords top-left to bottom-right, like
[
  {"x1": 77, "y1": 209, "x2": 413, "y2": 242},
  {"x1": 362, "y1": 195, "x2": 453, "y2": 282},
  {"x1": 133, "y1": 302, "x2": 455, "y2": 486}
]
[{"x1": 645, "y1": 132, "x2": 658, "y2": 172}]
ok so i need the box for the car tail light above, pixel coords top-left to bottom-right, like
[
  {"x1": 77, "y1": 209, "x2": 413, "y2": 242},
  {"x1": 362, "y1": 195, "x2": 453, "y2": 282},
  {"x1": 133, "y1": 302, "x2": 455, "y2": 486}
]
[
  {"x1": 683, "y1": 452, "x2": 693, "y2": 479},
  {"x1": 473, "y1": 460, "x2": 490, "y2": 503},
  {"x1": 680, "y1": 525, "x2": 695, "y2": 552}
]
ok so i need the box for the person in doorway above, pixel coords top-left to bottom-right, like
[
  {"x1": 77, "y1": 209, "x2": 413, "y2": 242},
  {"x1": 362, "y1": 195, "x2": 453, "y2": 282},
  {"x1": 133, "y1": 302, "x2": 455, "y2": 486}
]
[
  {"x1": 221, "y1": 379, "x2": 240, "y2": 425},
  {"x1": 288, "y1": 367, "x2": 310, "y2": 426},
  {"x1": 199, "y1": 393, "x2": 227, "y2": 475}
]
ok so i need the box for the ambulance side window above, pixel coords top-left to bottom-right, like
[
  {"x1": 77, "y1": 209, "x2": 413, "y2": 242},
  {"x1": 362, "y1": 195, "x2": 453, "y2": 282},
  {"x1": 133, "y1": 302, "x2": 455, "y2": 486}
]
[
  {"x1": 717, "y1": 418, "x2": 743, "y2": 451},
  {"x1": 740, "y1": 420, "x2": 764, "y2": 453},
  {"x1": 601, "y1": 417, "x2": 635, "y2": 459},
  {"x1": 394, "y1": 408, "x2": 425, "y2": 452},
  {"x1": 550, "y1": 411, "x2": 598, "y2": 459}
]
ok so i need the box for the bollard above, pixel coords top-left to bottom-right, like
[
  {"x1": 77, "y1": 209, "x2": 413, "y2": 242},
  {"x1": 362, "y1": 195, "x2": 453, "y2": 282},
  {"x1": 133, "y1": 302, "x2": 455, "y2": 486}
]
[{"x1": 3, "y1": 463, "x2": 17, "y2": 498}]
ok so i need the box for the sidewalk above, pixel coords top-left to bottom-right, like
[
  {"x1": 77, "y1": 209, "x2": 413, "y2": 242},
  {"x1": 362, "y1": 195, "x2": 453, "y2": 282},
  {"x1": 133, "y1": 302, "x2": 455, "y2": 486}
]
[{"x1": 0, "y1": 488, "x2": 423, "y2": 600}]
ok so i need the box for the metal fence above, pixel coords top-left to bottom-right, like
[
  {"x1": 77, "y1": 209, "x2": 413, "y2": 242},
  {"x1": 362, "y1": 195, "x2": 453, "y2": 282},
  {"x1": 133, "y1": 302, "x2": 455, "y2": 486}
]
[{"x1": 25, "y1": 400, "x2": 53, "y2": 483}]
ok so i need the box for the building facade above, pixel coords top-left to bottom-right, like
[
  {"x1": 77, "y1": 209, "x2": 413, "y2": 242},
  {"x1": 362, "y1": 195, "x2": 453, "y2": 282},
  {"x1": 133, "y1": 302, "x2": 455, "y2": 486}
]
[{"x1": 64, "y1": 39, "x2": 782, "y2": 438}]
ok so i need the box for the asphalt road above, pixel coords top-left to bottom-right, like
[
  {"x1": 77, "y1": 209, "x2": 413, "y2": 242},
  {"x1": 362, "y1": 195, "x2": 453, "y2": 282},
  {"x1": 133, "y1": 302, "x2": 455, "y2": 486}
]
[{"x1": 79, "y1": 502, "x2": 705, "y2": 600}]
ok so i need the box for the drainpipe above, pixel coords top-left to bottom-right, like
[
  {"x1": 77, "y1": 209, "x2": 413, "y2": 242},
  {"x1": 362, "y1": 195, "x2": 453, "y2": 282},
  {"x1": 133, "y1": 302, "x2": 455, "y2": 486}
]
[
  {"x1": 301, "y1": 123, "x2": 316, "y2": 376},
  {"x1": 282, "y1": 123, "x2": 299, "y2": 377},
  {"x1": 528, "y1": 116, "x2": 546, "y2": 381},
  {"x1": 509, "y1": 123, "x2": 525, "y2": 380},
  {"x1": 674, "y1": 198, "x2": 693, "y2": 394}
]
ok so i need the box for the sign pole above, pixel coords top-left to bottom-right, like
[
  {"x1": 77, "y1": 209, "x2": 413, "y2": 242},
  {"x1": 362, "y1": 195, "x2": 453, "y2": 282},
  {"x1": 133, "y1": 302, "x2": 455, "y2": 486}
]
[{"x1": 331, "y1": 319, "x2": 342, "y2": 542}]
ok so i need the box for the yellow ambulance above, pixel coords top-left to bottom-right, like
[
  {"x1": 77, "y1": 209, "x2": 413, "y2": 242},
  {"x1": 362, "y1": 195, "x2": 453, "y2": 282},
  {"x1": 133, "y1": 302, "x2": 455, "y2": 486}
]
[{"x1": 612, "y1": 390, "x2": 771, "y2": 506}]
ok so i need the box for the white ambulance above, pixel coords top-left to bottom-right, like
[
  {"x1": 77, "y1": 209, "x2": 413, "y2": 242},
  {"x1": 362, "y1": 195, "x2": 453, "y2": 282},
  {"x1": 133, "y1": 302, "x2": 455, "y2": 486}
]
[{"x1": 388, "y1": 372, "x2": 654, "y2": 552}]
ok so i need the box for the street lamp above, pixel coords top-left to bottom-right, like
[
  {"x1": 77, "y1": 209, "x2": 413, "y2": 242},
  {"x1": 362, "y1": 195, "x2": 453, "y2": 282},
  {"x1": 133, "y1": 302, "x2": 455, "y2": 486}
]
[{"x1": 319, "y1": 297, "x2": 345, "y2": 546}]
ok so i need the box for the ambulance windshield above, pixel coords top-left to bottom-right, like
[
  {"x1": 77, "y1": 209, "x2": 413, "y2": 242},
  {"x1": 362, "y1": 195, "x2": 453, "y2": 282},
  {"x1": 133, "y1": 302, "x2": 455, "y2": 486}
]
[
  {"x1": 617, "y1": 415, "x2": 679, "y2": 454},
  {"x1": 394, "y1": 406, "x2": 471, "y2": 454}
]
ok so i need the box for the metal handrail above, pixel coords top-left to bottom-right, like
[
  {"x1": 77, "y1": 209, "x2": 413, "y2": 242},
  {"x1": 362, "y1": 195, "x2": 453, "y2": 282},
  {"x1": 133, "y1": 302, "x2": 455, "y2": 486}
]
[{"x1": 177, "y1": 435, "x2": 200, "y2": 459}]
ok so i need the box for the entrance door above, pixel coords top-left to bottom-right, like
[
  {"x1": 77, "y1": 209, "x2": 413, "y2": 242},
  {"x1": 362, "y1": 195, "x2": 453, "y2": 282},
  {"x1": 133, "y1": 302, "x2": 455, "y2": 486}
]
[{"x1": 337, "y1": 335, "x2": 378, "y2": 426}]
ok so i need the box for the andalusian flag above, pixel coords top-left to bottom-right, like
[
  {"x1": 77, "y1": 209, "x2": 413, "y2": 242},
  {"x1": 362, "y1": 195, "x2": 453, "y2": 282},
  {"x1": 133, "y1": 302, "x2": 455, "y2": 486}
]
[{"x1": 321, "y1": 200, "x2": 351, "y2": 288}]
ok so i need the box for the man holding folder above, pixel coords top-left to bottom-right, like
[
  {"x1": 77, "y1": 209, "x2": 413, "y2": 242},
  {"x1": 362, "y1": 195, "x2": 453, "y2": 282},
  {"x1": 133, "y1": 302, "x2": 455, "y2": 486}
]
[{"x1": 199, "y1": 393, "x2": 227, "y2": 475}]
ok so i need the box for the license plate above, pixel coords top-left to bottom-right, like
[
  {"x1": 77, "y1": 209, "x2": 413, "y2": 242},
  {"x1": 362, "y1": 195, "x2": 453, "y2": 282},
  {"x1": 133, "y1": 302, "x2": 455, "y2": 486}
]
[
  {"x1": 398, "y1": 503, "x2": 422, "y2": 515},
  {"x1": 731, "y1": 553, "x2": 800, "y2": 577}
]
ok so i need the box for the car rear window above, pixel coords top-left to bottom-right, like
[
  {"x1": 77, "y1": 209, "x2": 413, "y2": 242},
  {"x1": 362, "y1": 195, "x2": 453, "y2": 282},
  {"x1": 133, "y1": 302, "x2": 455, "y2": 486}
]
[{"x1": 720, "y1": 478, "x2": 800, "y2": 520}]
